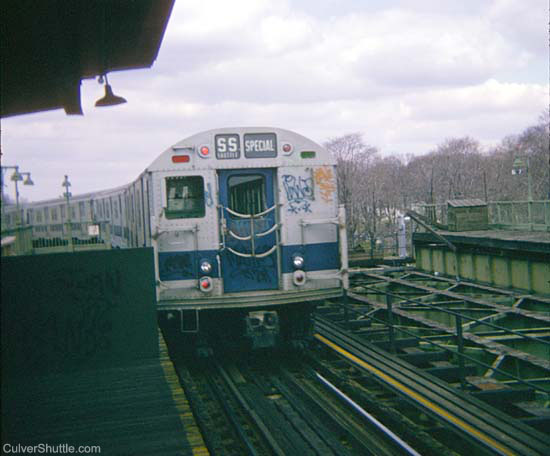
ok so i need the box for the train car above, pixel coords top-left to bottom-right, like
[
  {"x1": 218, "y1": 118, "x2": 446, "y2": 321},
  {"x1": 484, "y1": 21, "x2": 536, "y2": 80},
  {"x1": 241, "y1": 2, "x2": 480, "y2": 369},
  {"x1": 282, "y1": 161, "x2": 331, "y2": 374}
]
[{"x1": 3, "y1": 127, "x2": 349, "y2": 350}]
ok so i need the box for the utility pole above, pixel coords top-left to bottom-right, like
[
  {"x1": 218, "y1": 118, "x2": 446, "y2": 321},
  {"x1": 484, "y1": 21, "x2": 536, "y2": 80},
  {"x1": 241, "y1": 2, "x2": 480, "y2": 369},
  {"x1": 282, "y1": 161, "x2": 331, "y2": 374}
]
[{"x1": 62, "y1": 175, "x2": 74, "y2": 252}]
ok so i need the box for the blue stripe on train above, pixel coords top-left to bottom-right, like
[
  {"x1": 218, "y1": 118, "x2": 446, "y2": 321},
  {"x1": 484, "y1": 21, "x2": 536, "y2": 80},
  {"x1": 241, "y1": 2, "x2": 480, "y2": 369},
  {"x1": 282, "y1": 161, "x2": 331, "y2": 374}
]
[
  {"x1": 281, "y1": 242, "x2": 339, "y2": 274},
  {"x1": 158, "y1": 242, "x2": 339, "y2": 281},
  {"x1": 159, "y1": 250, "x2": 219, "y2": 281}
]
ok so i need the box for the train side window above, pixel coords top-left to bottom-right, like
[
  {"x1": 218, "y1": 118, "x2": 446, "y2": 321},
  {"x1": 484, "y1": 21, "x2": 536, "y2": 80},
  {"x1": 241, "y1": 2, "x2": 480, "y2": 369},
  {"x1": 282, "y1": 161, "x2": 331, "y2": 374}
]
[
  {"x1": 165, "y1": 176, "x2": 205, "y2": 219},
  {"x1": 228, "y1": 175, "x2": 266, "y2": 215}
]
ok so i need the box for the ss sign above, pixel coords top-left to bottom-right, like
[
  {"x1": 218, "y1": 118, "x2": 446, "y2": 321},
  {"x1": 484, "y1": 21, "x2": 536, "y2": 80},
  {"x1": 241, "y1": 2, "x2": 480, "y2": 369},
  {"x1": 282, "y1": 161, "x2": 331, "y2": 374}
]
[{"x1": 215, "y1": 134, "x2": 240, "y2": 159}]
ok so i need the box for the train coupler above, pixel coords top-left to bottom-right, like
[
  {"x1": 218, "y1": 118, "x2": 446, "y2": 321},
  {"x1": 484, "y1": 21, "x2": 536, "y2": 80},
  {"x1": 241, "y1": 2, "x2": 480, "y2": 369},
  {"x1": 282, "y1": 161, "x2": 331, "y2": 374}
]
[{"x1": 245, "y1": 311, "x2": 280, "y2": 349}]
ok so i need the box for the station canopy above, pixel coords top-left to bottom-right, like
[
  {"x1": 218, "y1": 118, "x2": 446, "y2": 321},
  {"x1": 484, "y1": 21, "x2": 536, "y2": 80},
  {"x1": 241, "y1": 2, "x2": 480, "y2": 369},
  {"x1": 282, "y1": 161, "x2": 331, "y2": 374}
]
[{"x1": 1, "y1": 0, "x2": 175, "y2": 117}]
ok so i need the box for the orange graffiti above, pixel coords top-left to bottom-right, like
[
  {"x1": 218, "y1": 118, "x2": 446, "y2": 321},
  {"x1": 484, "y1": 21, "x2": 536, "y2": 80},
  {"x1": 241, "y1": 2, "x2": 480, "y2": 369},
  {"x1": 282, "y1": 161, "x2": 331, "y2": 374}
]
[{"x1": 314, "y1": 167, "x2": 336, "y2": 203}]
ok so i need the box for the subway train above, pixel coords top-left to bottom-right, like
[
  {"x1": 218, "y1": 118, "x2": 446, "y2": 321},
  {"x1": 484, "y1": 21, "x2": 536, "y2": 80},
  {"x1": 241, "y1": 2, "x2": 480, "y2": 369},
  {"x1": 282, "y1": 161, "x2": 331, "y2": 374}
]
[{"x1": 3, "y1": 127, "x2": 348, "y2": 350}]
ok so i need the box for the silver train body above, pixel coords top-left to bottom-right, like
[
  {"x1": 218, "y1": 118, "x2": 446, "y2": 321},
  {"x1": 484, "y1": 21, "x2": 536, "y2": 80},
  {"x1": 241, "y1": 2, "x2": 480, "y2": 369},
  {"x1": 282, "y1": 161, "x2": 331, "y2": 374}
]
[{"x1": 5, "y1": 127, "x2": 348, "y2": 347}]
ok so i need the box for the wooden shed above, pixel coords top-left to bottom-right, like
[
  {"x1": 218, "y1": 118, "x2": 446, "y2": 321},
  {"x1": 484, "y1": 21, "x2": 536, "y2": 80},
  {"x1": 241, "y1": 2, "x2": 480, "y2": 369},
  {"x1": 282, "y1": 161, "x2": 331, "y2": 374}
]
[{"x1": 447, "y1": 199, "x2": 488, "y2": 231}]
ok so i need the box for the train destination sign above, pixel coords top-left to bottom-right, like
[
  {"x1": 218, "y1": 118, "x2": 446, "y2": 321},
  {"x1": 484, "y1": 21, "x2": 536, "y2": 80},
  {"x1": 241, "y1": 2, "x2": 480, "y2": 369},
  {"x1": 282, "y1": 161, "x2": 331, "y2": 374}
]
[
  {"x1": 244, "y1": 133, "x2": 277, "y2": 158},
  {"x1": 215, "y1": 134, "x2": 241, "y2": 159}
]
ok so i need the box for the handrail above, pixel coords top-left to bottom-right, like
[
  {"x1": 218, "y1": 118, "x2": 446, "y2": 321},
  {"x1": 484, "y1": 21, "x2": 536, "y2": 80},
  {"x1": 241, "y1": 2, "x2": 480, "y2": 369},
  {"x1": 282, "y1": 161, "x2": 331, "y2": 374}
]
[
  {"x1": 300, "y1": 217, "x2": 339, "y2": 226},
  {"x1": 228, "y1": 223, "x2": 279, "y2": 241},
  {"x1": 300, "y1": 216, "x2": 339, "y2": 246},
  {"x1": 227, "y1": 244, "x2": 277, "y2": 259},
  {"x1": 152, "y1": 223, "x2": 197, "y2": 240},
  {"x1": 219, "y1": 203, "x2": 280, "y2": 258},
  {"x1": 223, "y1": 204, "x2": 277, "y2": 219},
  {"x1": 256, "y1": 223, "x2": 278, "y2": 238}
]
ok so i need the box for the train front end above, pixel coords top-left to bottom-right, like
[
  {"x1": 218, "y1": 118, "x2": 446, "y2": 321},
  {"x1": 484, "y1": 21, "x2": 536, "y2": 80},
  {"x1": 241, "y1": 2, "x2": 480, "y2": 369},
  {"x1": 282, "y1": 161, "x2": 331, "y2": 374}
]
[{"x1": 151, "y1": 127, "x2": 348, "y2": 350}]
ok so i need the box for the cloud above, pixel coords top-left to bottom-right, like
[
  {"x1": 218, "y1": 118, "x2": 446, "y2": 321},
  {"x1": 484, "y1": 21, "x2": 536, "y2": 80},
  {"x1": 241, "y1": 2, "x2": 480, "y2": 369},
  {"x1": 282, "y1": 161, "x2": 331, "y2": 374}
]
[
  {"x1": 2, "y1": 0, "x2": 547, "y2": 201},
  {"x1": 487, "y1": 0, "x2": 548, "y2": 57},
  {"x1": 403, "y1": 79, "x2": 548, "y2": 120}
]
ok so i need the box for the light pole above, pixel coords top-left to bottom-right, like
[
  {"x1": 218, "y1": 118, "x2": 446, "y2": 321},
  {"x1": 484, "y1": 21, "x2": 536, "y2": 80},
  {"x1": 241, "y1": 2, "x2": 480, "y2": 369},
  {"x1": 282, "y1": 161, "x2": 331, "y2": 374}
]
[
  {"x1": 511, "y1": 156, "x2": 532, "y2": 201},
  {"x1": 1, "y1": 165, "x2": 34, "y2": 226},
  {"x1": 62, "y1": 175, "x2": 74, "y2": 252},
  {"x1": 512, "y1": 155, "x2": 533, "y2": 227}
]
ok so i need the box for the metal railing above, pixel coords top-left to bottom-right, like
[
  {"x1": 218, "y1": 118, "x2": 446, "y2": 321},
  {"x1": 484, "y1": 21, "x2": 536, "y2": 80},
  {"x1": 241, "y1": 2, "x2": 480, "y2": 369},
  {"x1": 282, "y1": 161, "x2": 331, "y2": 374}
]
[
  {"x1": 1, "y1": 226, "x2": 33, "y2": 256},
  {"x1": 488, "y1": 201, "x2": 550, "y2": 231},
  {"x1": 417, "y1": 200, "x2": 550, "y2": 231},
  {"x1": 1, "y1": 222, "x2": 112, "y2": 256}
]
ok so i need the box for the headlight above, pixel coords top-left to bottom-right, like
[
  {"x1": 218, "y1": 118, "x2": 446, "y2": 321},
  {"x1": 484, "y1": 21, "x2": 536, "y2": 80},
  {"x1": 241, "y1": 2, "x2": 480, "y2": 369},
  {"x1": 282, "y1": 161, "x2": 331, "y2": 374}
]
[
  {"x1": 292, "y1": 255, "x2": 305, "y2": 269},
  {"x1": 200, "y1": 260, "x2": 212, "y2": 274}
]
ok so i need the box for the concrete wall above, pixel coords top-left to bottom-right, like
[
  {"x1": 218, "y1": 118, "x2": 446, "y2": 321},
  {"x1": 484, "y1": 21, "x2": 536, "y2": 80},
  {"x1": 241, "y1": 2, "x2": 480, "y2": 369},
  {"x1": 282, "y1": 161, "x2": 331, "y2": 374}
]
[{"x1": 1, "y1": 248, "x2": 158, "y2": 379}]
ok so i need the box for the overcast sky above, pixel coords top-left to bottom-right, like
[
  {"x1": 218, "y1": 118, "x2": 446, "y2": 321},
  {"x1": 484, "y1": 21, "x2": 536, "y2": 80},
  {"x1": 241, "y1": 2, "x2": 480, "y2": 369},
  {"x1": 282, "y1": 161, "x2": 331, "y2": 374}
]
[{"x1": 2, "y1": 0, "x2": 548, "y2": 202}]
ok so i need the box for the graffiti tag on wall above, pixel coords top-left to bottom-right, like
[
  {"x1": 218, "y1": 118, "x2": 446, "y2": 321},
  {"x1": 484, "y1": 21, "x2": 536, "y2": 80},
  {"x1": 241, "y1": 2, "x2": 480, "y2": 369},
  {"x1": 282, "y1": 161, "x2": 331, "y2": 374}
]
[
  {"x1": 282, "y1": 174, "x2": 313, "y2": 213},
  {"x1": 2, "y1": 250, "x2": 157, "y2": 376},
  {"x1": 313, "y1": 167, "x2": 336, "y2": 203},
  {"x1": 205, "y1": 182, "x2": 214, "y2": 207},
  {"x1": 7, "y1": 267, "x2": 123, "y2": 372}
]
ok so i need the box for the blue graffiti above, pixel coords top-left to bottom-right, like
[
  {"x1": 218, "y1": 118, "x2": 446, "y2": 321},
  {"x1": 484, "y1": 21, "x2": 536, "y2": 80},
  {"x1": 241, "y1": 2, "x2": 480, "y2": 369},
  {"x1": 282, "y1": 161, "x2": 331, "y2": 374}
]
[
  {"x1": 205, "y1": 182, "x2": 214, "y2": 207},
  {"x1": 282, "y1": 174, "x2": 313, "y2": 213}
]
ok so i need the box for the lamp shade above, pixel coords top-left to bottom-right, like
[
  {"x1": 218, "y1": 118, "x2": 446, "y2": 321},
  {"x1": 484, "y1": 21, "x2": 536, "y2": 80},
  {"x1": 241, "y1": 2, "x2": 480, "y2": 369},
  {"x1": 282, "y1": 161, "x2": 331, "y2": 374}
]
[{"x1": 95, "y1": 84, "x2": 127, "y2": 107}]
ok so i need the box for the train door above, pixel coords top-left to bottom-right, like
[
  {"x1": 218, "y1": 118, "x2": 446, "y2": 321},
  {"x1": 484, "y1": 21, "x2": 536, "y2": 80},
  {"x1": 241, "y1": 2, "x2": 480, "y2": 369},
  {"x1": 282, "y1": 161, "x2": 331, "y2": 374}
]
[{"x1": 218, "y1": 169, "x2": 279, "y2": 292}]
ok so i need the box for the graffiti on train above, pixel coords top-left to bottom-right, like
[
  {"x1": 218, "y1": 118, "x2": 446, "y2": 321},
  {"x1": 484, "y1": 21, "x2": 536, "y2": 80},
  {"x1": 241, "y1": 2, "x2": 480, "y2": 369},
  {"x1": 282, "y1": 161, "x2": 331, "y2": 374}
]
[
  {"x1": 282, "y1": 174, "x2": 314, "y2": 213},
  {"x1": 225, "y1": 252, "x2": 277, "y2": 284},
  {"x1": 313, "y1": 167, "x2": 336, "y2": 203},
  {"x1": 159, "y1": 252, "x2": 194, "y2": 280},
  {"x1": 205, "y1": 182, "x2": 214, "y2": 207}
]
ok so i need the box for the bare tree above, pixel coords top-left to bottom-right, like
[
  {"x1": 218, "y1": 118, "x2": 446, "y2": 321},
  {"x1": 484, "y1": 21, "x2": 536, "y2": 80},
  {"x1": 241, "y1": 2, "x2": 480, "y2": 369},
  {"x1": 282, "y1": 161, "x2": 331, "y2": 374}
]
[
  {"x1": 327, "y1": 113, "x2": 549, "y2": 253},
  {"x1": 324, "y1": 133, "x2": 376, "y2": 247}
]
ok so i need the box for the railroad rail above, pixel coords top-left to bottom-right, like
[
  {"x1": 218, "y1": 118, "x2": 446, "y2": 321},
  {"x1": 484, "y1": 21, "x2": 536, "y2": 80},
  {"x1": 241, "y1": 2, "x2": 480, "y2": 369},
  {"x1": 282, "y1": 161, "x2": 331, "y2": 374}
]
[
  {"x1": 314, "y1": 315, "x2": 550, "y2": 455},
  {"x1": 167, "y1": 346, "x2": 437, "y2": 455}
]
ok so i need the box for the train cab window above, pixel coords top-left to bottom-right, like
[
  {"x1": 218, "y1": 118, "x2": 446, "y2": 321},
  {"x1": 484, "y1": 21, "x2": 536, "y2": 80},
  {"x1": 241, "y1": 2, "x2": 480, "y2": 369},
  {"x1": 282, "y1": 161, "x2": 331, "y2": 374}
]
[
  {"x1": 165, "y1": 176, "x2": 205, "y2": 219},
  {"x1": 228, "y1": 175, "x2": 266, "y2": 215}
]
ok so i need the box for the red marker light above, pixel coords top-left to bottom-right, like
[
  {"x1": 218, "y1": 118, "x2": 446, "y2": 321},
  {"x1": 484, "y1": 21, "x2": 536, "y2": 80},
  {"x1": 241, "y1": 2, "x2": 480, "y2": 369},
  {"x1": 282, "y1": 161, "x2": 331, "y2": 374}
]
[
  {"x1": 199, "y1": 277, "x2": 212, "y2": 292},
  {"x1": 282, "y1": 143, "x2": 292, "y2": 153},
  {"x1": 172, "y1": 155, "x2": 190, "y2": 163},
  {"x1": 199, "y1": 146, "x2": 210, "y2": 157}
]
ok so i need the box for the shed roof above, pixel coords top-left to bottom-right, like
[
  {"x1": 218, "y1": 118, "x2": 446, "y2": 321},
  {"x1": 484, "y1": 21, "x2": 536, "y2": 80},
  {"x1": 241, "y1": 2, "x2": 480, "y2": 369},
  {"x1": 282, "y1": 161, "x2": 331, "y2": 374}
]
[{"x1": 447, "y1": 199, "x2": 487, "y2": 208}]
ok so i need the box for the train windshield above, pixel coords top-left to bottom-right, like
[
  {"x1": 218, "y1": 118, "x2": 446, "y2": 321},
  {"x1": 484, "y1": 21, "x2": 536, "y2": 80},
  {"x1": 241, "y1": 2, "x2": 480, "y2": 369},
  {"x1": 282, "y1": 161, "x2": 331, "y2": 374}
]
[
  {"x1": 228, "y1": 175, "x2": 266, "y2": 215},
  {"x1": 165, "y1": 176, "x2": 205, "y2": 219}
]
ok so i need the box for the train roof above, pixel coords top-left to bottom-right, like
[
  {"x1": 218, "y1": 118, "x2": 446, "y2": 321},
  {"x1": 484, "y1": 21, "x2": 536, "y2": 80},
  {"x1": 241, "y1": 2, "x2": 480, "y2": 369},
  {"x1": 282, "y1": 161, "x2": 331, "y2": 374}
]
[
  {"x1": 17, "y1": 183, "x2": 131, "y2": 208},
  {"x1": 15, "y1": 127, "x2": 334, "y2": 207},
  {"x1": 147, "y1": 127, "x2": 334, "y2": 172}
]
